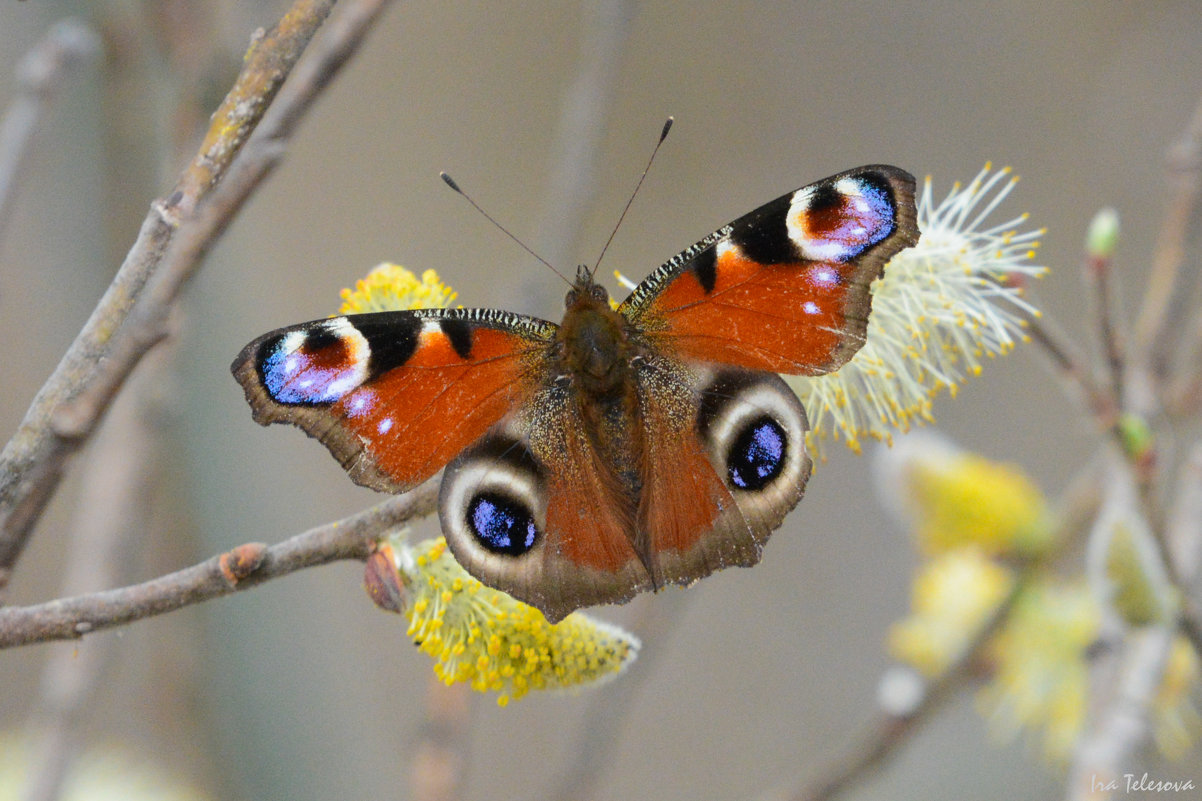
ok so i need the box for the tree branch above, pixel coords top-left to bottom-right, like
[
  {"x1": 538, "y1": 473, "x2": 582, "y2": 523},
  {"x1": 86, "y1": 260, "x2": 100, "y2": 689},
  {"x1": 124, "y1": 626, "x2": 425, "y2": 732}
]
[
  {"x1": 18, "y1": 338, "x2": 175, "y2": 801},
  {"x1": 1132, "y1": 92, "x2": 1202, "y2": 382},
  {"x1": 1085, "y1": 246, "x2": 1127, "y2": 412},
  {"x1": 49, "y1": 0, "x2": 395, "y2": 443},
  {"x1": 1065, "y1": 625, "x2": 1177, "y2": 801},
  {"x1": 780, "y1": 573, "x2": 1030, "y2": 801},
  {"x1": 1023, "y1": 312, "x2": 1118, "y2": 430},
  {"x1": 0, "y1": 485, "x2": 437, "y2": 649},
  {"x1": 0, "y1": 0, "x2": 397, "y2": 589}
]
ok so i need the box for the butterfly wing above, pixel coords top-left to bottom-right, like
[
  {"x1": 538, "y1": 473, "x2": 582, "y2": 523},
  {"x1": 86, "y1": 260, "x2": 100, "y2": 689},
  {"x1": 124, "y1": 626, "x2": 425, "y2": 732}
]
[
  {"x1": 232, "y1": 165, "x2": 918, "y2": 622},
  {"x1": 438, "y1": 392, "x2": 655, "y2": 623},
  {"x1": 619, "y1": 164, "x2": 919, "y2": 375},
  {"x1": 436, "y1": 353, "x2": 814, "y2": 622},
  {"x1": 607, "y1": 166, "x2": 917, "y2": 600},
  {"x1": 231, "y1": 308, "x2": 556, "y2": 493},
  {"x1": 635, "y1": 360, "x2": 812, "y2": 588}
]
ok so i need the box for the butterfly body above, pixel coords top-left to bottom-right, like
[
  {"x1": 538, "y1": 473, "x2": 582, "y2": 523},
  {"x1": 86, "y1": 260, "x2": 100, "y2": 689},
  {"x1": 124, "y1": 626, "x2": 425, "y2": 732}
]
[{"x1": 233, "y1": 165, "x2": 919, "y2": 621}]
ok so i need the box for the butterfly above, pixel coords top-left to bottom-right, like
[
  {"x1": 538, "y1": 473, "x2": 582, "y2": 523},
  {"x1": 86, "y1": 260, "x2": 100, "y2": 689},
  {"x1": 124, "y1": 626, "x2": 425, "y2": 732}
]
[{"x1": 232, "y1": 164, "x2": 918, "y2": 622}]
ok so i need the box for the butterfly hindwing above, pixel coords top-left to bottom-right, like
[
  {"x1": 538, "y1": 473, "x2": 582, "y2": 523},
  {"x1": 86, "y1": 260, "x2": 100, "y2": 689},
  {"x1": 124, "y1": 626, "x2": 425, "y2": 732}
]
[
  {"x1": 437, "y1": 355, "x2": 813, "y2": 622},
  {"x1": 231, "y1": 308, "x2": 555, "y2": 493},
  {"x1": 438, "y1": 391, "x2": 654, "y2": 623},
  {"x1": 636, "y1": 360, "x2": 812, "y2": 588},
  {"x1": 619, "y1": 164, "x2": 918, "y2": 375}
]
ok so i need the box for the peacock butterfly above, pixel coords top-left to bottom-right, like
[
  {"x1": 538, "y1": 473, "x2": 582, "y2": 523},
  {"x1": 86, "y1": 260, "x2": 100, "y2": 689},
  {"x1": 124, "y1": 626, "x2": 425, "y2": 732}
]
[{"x1": 231, "y1": 163, "x2": 919, "y2": 622}]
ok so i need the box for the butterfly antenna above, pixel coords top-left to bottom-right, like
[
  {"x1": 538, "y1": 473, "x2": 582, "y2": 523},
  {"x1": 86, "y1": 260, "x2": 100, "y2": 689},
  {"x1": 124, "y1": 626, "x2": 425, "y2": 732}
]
[
  {"x1": 440, "y1": 171, "x2": 573, "y2": 288},
  {"x1": 591, "y1": 116, "x2": 674, "y2": 279}
]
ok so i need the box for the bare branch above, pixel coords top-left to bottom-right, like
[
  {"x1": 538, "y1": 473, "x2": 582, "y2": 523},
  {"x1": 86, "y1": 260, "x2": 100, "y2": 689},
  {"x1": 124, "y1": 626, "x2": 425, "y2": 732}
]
[
  {"x1": 1085, "y1": 248, "x2": 1127, "y2": 412},
  {"x1": 0, "y1": 485, "x2": 437, "y2": 649},
  {"x1": 18, "y1": 339, "x2": 174, "y2": 801},
  {"x1": 776, "y1": 462, "x2": 1108, "y2": 801},
  {"x1": 1065, "y1": 625, "x2": 1177, "y2": 801},
  {"x1": 780, "y1": 574, "x2": 1030, "y2": 801},
  {"x1": 1022, "y1": 313, "x2": 1118, "y2": 429},
  {"x1": 0, "y1": 0, "x2": 399, "y2": 588},
  {"x1": 1132, "y1": 93, "x2": 1202, "y2": 382}
]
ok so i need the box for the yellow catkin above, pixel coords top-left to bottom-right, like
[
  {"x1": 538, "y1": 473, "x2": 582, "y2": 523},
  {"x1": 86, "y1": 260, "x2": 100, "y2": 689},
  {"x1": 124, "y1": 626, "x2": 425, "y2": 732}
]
[{"x1": 389, "y1": 536, "x2": 640, "y2": 705}]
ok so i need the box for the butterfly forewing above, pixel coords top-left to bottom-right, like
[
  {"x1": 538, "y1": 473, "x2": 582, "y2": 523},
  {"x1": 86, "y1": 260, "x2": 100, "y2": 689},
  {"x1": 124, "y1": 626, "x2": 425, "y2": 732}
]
[
  {"x1": 231, "y1": 308, "x2": 556, "y2": 493},
  {"x1": 619, "y1": 165, "x2": 918, "y2": 375}
]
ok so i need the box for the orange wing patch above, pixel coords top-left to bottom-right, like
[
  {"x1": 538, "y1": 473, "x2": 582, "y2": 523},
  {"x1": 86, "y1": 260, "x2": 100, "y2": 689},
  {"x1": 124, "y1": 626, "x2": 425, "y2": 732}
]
[
  {"x1": 642, "y1": 244, "x2": 856, "y2": 375},
  {"x1": 621, "y1": 165, "x2": 918, "y2": 378},
  {"x1": 337, "y1": 327, "x2": 537, "y2": 488},
  {"x1": 542, "y1": 420, "x2": 642, "y2": 574},
  {"x1": 639, "y1": 429, "x2": 735, "y2": 583},
  {"x1": 635, "y1": 366, "x2": 759, "y2": 587}
]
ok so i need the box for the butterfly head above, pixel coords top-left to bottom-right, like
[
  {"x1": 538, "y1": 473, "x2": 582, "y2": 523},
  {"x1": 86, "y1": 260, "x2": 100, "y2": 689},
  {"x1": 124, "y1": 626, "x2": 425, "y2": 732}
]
[{"x1": 564, "y1": 264, "x2": 610, "y2": 309}]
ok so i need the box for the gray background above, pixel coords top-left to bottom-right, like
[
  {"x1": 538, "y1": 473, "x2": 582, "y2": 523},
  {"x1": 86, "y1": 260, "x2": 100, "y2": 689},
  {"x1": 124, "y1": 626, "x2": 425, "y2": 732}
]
[{"x1": 1, "y1": 2, "x2": 1200, "y2": 800}]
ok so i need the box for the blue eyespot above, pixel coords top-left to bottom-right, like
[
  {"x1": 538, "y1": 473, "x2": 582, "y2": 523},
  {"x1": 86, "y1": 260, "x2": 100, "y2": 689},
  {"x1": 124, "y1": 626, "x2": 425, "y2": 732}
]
[
  {"x1": 467, "y1": 492, "x2": 538, "y2": 555},
  {"x1": 728, "y1": 417, "x2": 787, "y2": 491},
  {"x1": 258, "y1": 323, "x2": 367, "y2": 405}
]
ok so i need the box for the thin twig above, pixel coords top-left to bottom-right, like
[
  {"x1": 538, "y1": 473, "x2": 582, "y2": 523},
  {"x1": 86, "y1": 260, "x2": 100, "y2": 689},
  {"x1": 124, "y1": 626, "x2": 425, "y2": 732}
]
[
  {"x1": 1086, "y1": 250, "x2": 1126, "y2": 411},
  {"x1": 0, "y1": 18, "x2": 100, "y2": 243},
  {"x1": 0, "y1": 0, "x2": 399, "y2": 589},
  {"x1": 781, "y1": 573, "x2": 1030, "y2": 801},
  {"x1": 0, "y1": 485, "x2": 437, "y2": 649},
  {"x1": 1132, "y1": 93, "x2": 1202, "y2": 383},
  {"x1": 0, "y1": 0, "x2": 337, "y2": 580},
  {"x1": 1065, "y1": 625, "x2": 1177, "y2": 801},
  {"x1": 1023, "y1": 313, "x2": 1118, "y2": 429},
  {"x1": 1025, "y1": 311, "x2": 1167, "y2": 556},
  {"x1": 771, "y1": 444, "x2": 1125, "y2": 801},
  {"x1": 50, "y1": 0, "x2": 396, "y2": 440}
]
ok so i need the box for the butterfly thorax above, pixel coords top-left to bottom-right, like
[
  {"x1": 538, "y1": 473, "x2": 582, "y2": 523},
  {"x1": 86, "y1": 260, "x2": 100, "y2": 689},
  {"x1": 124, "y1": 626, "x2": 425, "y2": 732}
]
[{"x1": 554, "y1": 269, "x2": 646, "y2": 504}]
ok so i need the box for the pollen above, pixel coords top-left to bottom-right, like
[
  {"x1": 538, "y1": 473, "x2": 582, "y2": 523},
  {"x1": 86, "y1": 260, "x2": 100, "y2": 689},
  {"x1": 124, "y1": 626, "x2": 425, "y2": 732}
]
[{"x1": 877, "y1": 433, "x2": 1057, "y2": 559}]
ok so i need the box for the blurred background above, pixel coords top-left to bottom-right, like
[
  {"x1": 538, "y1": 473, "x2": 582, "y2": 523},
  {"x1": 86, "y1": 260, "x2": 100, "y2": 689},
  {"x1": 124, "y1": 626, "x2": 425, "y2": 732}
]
[{"x1": 1, "y1": 1, "x2": 1201, "y2": 799}]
